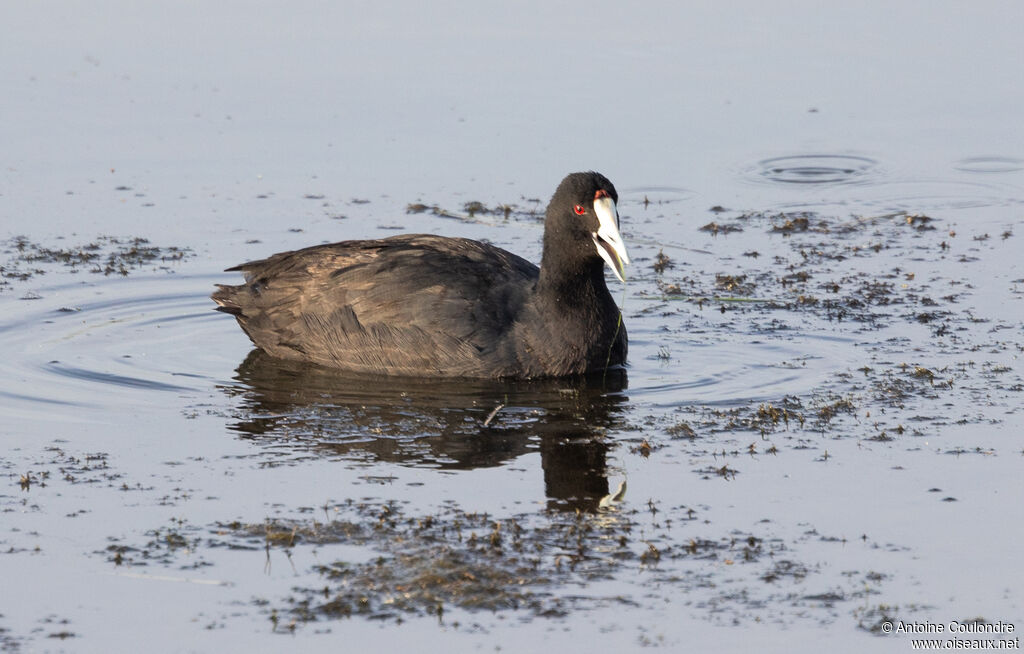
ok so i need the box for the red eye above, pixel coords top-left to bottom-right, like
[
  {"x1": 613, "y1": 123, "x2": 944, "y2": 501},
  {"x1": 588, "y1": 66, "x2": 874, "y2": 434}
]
[{"x1": 573, "y1": 204, "x2": 586, "y2": 215}]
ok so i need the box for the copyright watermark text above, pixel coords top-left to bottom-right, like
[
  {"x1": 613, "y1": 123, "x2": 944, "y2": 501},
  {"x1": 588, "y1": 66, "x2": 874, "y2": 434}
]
[{"x1": 881, "y1": 620, "x2": 1019, "y2": 650}]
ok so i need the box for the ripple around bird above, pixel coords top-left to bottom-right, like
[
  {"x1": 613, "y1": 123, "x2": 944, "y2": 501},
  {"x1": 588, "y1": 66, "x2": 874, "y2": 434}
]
[{"x1": 0, "y1": 272, "x2": 844, "y2": 429}]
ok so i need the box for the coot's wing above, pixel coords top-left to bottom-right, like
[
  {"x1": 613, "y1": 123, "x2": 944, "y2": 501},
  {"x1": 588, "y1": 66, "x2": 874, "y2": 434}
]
[{"x1": 213, "y1": 234, "x2": 538, "y2": 377}]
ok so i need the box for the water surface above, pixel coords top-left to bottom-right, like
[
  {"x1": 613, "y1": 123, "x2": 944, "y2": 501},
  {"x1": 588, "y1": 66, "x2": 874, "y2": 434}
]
[{"x1": 1, "y1": 2, "x2": 1022, "y2": 652}]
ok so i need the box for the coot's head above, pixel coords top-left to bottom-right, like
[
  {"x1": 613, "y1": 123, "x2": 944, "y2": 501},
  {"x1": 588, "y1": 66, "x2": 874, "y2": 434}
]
[{"x1": 543, "y1": 172, "x2": 631, "y2": 283}]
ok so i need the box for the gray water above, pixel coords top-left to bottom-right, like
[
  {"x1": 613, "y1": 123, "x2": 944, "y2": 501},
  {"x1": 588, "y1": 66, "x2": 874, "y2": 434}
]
[{"x1": 2, "y1": 2, "x2": 1022, "y2": 652}]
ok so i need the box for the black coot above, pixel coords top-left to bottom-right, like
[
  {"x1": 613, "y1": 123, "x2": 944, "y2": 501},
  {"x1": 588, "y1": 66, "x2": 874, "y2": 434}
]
[{"x1": 212, "y1": 171, "x2": 630, "y2": 378}]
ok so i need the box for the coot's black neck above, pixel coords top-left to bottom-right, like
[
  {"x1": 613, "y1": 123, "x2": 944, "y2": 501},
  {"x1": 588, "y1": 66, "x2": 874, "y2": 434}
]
[
  {"x1": 531, "y1": 234, "x2": 626, "y2": 374},
  {"x1": 535, "y1": 241, "x2": 614, "y2": 311}
]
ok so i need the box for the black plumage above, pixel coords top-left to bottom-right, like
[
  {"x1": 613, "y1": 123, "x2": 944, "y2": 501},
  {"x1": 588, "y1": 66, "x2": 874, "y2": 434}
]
[{"x1": 212, "y1": 171, "x2": 630, "y2": 378}]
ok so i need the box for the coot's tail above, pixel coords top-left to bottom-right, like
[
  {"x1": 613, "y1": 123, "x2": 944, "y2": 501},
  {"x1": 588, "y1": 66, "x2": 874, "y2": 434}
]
[{"x1": 211, "y1": 284, "x2": 244, "y2": 316}]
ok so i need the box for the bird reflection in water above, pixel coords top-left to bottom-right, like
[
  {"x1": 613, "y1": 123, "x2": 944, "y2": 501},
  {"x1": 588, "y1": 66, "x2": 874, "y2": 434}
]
[{"x1": 221, "y1": 350, "x2": 629, "y2": 511}]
